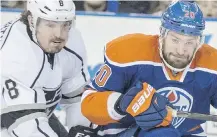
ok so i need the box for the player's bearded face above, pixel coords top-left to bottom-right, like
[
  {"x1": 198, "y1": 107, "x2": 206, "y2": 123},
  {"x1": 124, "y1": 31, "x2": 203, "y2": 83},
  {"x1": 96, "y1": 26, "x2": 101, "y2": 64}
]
[
  {"x1": 162, "y1": 31, "x2": 199, "y2": 69},
  {"x1": 36, "y1": 18, "x2": 72, "y2": 53}
]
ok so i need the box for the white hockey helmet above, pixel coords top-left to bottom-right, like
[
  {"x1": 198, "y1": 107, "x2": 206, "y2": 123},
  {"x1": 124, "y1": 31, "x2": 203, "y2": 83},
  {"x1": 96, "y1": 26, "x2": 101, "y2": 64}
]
[{"x1": 27, "y1": 0, "x2": 76, "y2": 42}]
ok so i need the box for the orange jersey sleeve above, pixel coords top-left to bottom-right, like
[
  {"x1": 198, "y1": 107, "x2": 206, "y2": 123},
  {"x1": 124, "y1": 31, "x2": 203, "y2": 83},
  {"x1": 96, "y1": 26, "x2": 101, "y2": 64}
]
[{"x1": 81, "y1": 90, "x2": 124, "y2": 125}]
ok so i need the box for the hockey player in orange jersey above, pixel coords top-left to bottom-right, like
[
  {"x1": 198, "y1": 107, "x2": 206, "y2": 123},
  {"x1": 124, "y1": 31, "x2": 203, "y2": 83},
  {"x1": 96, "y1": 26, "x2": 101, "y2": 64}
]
[{"x1": 81, "y1": 1, "x2": 217, "y2": 137}]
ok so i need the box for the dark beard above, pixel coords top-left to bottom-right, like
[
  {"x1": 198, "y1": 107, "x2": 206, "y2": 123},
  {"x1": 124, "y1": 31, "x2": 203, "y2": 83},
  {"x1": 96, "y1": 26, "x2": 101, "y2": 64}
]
[
  {"x1": 161, "y1": 42, "x2": 195, "y2": 69},
  {"x1": 162, "y1": 52, "x2": 192, "y2": 69}
]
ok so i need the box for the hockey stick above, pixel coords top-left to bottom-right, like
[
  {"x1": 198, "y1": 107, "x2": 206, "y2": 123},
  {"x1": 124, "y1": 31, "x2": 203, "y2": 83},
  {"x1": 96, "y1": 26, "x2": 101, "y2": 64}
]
[{"x1": 172, "y1": 109, "x2": 217, "y2": 122}]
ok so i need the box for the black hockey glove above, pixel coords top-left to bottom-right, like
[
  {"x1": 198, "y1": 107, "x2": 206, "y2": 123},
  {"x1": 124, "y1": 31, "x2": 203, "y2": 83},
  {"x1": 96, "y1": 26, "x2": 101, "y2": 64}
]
[{"x1": 69, "y1": 125, "x2": 100, "y2": 137}]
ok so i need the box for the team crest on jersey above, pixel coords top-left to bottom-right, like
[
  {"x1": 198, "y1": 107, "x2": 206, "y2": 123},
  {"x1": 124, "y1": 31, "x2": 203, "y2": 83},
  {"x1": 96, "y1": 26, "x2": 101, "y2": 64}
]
[{"x1": 156, "y1": 87, "x2": 193, "y2": 128}]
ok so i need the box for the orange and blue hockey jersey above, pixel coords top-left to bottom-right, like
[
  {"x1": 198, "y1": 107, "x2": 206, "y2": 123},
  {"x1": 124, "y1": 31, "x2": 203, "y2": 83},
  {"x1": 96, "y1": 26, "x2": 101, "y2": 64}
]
[{"x1": 81, "y1": 34, "x2": 217, "y2": 137}]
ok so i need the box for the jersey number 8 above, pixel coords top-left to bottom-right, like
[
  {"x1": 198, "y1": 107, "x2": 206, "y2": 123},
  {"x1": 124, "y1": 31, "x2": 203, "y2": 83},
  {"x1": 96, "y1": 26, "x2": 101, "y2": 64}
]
[{"x1": 4, "y1": 79, "x2": 19, "y2": 99}]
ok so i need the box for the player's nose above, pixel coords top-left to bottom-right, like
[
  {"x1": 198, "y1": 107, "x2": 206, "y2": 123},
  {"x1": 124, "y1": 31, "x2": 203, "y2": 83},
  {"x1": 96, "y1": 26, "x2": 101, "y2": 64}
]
[
  {"x1": 53, "y1": 26, "x2": 62, "y2": 38},
  {"x1": 176, "y1": 44, "x2": 185, "y2": 56}
]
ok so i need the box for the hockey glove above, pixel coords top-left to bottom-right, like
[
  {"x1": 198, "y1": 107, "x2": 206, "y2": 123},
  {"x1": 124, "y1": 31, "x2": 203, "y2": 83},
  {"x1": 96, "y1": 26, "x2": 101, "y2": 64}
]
[
  {"x1": 69, "y1": 125, "x2": 99, "y2": 137},
  {"x1": 115, "y1": 82, "x2": 173, "y2": 130}
]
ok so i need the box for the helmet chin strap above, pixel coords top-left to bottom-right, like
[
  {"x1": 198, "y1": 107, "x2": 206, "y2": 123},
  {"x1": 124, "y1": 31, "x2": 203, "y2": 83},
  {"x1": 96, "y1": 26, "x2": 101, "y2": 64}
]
[{"x1": 158, "y1": 28, "x2": 203, "y2": 73}]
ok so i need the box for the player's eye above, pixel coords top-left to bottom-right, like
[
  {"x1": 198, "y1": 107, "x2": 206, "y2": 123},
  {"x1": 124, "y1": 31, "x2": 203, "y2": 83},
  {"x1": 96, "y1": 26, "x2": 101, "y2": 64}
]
[
  {"x1": 47, "y1": 22, "x2": 56, "y2": 28},
  {"x1": 185, "y1": 41, "x2": 194, "y2": 46},
  {"x1": 64, "y1": 22, "x2": 70, "y2": 27},
  {"x1": 172, "y1": 38, "x2": 179, "y2": 43},
  {"x1": 63, "y1": 21, "x2": 72, "y2": 29}
]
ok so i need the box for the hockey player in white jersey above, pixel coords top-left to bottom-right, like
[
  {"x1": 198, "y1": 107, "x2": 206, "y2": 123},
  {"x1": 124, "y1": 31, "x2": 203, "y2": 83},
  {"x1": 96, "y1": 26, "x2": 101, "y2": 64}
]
[{"x1": 1, "y1": 0, "x2": 94, "y2": 136}]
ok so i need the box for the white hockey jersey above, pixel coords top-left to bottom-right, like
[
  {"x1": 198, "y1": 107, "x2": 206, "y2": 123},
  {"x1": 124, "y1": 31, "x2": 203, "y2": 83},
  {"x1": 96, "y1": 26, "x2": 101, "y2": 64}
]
[{"x1": 1, "y1": 19, "x2": 90, "y2": 137}]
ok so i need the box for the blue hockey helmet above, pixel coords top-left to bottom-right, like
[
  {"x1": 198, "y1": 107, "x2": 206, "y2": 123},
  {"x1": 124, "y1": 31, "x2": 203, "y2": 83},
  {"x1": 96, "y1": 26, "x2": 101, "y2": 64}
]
[{"x1": 161, "y1": 0, "x2": 205, "y2": 36}]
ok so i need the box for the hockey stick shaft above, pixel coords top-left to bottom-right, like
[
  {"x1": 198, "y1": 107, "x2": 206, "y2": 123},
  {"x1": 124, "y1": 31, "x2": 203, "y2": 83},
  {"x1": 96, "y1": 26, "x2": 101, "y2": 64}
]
[{"x1": 172, "y1": 109, "x2": 217, "y2": 122}]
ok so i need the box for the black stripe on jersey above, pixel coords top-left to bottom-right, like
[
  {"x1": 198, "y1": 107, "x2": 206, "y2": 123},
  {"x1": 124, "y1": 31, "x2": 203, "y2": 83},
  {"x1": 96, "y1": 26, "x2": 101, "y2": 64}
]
[
  {"x1": 63, "y1": 47, "x2": 87, "y2": 82},
  {"x1": 30, "y1": 53, "x2": 45, "y2": 88},
  {"x1": 43, "y1": 85, "x2": 61, "y2": 92},
  {"x1": 62, "y1": 93, "x2": 82, "y2": 99},
  {"x1": 46, "y1": 104, "x2": 59, "y2": 117},
  {"x1": 33, "y1": 89, "x2": 38, "y2": 103},
  {"x1": 2, "y1": 88, "x2": 5, "y2": 97},
  {"x1": 35, "y1": 119, "x2": 50, "y2": 137},
  {"x1": 1, "y1": 19, "x2": 19, "y2": 50},
  {"x1": 12, "y1": 130, "x2": 19, "y2": 137},
  {"x1": 48, "y1": 114, "x2": 69, "y2": 137},
  {"x1": 1, "y1": 109, "x2": 44, "y2": 129}
]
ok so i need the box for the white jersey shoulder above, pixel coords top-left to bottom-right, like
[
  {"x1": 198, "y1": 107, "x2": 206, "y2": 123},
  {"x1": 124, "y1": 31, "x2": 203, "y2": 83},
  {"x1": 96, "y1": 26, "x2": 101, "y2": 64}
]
[
  {"x1": 66, "y1": 28, "x2": 87, "y2": 59},
  {"x1": 1, "y1": 20, "x2": 44, "y2": 87}
]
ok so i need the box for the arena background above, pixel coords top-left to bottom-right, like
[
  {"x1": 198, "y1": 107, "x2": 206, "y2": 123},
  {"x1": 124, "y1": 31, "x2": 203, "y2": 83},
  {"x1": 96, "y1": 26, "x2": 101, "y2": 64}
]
[{"x1": 1, "y1": 3, "x2": 217, "y2": 136}]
